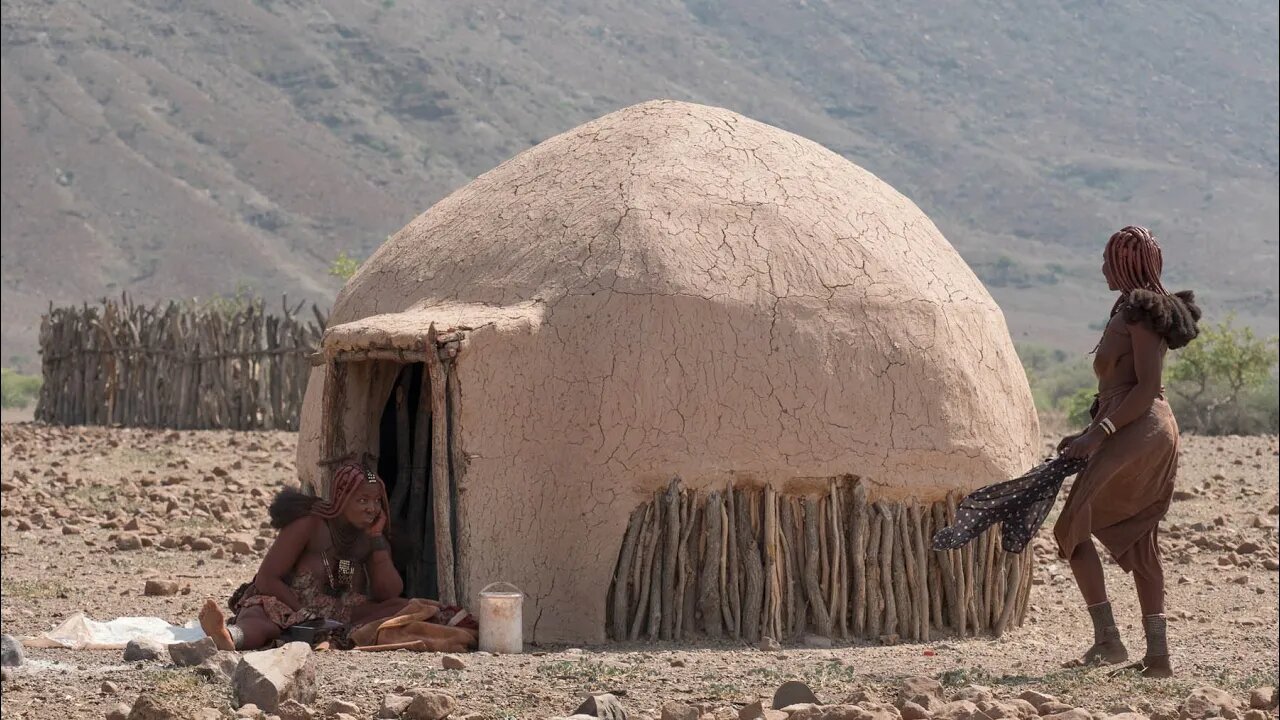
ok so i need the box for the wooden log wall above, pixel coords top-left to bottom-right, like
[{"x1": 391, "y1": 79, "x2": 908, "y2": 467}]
[
  {"x1": 35, "y1": 294, "x2": 324, "y2": 430},
  {"x1": 607, "y1": 477, "x2": 1032, "y2": 642}
]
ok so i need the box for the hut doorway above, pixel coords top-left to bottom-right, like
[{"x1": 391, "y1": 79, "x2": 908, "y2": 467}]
[
  {"x1": 314, "y1": 325, "x2": 465, "y2": 606},
  {"x1": 376, "y1": 362, "x2": 440, "y2": 600}
]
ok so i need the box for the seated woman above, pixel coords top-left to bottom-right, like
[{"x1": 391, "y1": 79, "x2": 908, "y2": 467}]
[{"x1": 199, "y1": 461, "x2": 420, "y2": 651}]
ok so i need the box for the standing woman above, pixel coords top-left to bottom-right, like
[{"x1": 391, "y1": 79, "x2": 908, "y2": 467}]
[{"x1": 1055, "y1": 226, "x2": 1200, "y2": 678}]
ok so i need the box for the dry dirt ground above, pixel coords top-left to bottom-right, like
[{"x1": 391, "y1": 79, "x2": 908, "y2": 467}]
[{"x1": 0, "y1": 424, "x2": 1276, "y2": 719}]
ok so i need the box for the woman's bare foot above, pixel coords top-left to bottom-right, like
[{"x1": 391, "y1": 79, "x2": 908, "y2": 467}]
[
  {"x1": 1062, "y1": 633, "x2": 1128, "y2": 668},
  {"x1": 199, "y1": 599, "x2": 236, "y2": 651}
]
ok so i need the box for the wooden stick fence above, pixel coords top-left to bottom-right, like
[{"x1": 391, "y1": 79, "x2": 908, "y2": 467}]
[
  {"x1": 36, "y1": 294, "x2": 324, "y2": 430},
  {"x1": 608, "y1": 477, "x2": 1032, "y2": 642}
]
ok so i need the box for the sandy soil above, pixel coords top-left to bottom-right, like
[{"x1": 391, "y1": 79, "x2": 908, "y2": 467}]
[{"x1": 0, "y1": 424, "x2": 1276, "y2": 719}]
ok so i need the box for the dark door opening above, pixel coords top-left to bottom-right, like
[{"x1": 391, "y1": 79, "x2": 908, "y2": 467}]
[{"x1": 376, "y1": 363, "x2": 438, "y2": 600}]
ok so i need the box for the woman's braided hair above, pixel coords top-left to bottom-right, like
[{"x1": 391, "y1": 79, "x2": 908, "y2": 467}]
[{"x1": 1105, "y1": 225, "x2": 1169, "y2": 315}]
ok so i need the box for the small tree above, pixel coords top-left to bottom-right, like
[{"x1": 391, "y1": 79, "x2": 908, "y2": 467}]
[
  {"x1": 329, "y1": 251, "x2": 360, "y2": 281},
  {"x1": 1168, "y1": 317, "x2": 1279, "y2": 434}
]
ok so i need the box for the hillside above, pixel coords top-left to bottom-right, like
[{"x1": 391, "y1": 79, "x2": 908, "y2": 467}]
[{"x1": 2, "y1": 0, "x2": 1277, "y2": 370}]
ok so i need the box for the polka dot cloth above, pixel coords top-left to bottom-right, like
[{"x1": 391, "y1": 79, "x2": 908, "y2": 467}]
[{"x1": 931, "y1": 456, "x2": 1088, "y2": 554}]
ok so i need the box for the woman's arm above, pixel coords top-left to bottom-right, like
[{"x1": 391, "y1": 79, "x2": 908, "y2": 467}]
[
  {"x1": 364, "y1": 542, "x2": 405, "y2": 601},
  {"x1": 251, "y1": 516, "x2": 315, "y2": 611},
  {"x1": 1097, "y1": 321, "x2": 1164, "y2": 430},
  {"x1": 362, "y1": 511, "x2": 404, "y2": 601},
  {"x1": 1064, "y1": 321, "x2": 1163, "y2": 459}
]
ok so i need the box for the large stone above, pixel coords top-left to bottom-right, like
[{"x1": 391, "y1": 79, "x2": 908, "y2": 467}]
[
  {"x1": 1105, "y1": 714, "x2": 1150, "y2": 720},
  {"x1": 952, "y1": 686, "x2": 993, "y2": 704},
  {"x1": 377, "y1": 695, "x2": 413, "y2": 719},
  {"x1": 144, "y1": 580, "x2": 180, "y2": 597},
  {"x1": 128, "y1": 694, "x2": 182, "y2": 720},
  {"x1": 232, "y1": 642, "x2": 316, "y2": 713},
  {"x1": 123, "y1": 639, "x2": 167, "y2": 662},
  {"x1": 661, "y1": 703, "x2": 701, "y2": 720},
  {"x1": 195, "y1": 651, "x2": 242, "y2": 682},
  {"x1": 326, "y1": 701, "x2": 361, "y2": 716},
  {"x1": 786, "y1": 707, "x2": 877, "y2": 720},
  {"x1": 106, "y1": 703, "x2": 132, "y2": 720},
  {"x1": 898, "y1": 678, "x2": 944, "y2": 710},
  {"x1": 574, "y1": 693, "x2": 629, "y2": 720},
  {"x1": 900, "y1": 702, "x2": 930, "y2": 720},
  {"x1": 168, "y1": 637, "x2": 218, "y2": 667},
  {"x1": 1016, "y1": 691, "x2": 1057, "y2": 712},
  {"x1": 1042, "y1": 711, "x2": 1090, "y2": 720},
  {"x1": 0, "y1": 635, "x2": 23, "y2": 667},
  {"x1": 1038, "y1": 703, "x2": 1076, "y2": 716},
  {"x1": 1248, "y1": 688, "x2": 1277, "y2": 710},
  {"x1": 932, "y1": 701, "x2": 981, "y2": 720},
  {"x1": 1180, "y1": 687, "x2": 1241, "y2": 720},
  {"x1": 976, "y1": 700, "x2": 1036, "y2": 720},
  {"x1": 403, "y1": 689, "x2": 457, "y2": 720},
  {"x1": 276, "y1": 699, "x2": 314, "y2": 720}
]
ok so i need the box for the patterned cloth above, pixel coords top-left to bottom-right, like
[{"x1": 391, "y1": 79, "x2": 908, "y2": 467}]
[
  {"x1": 932, "y1": 456, "x2": 1087, "y2": 554},
  {"x1": 231, "y1": 571, "x2": 367, "y2": 629}
]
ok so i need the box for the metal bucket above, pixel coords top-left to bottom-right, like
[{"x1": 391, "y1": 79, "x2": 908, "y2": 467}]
[{"x1": 477, "y1": 582, "x2": 524, "y2": 654}]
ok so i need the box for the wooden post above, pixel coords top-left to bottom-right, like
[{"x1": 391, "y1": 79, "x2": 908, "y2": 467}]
[
  {"x1": 425, "y1": 325, "x2": 457, "y2": 606},
  {"x1": 698, "y1": 491, "x2": 723, "y2": 638}
]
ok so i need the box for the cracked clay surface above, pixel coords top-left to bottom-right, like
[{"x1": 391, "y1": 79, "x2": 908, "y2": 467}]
[{"x1": 297, "y1": 100, "x2": 1040, "y2": 643}]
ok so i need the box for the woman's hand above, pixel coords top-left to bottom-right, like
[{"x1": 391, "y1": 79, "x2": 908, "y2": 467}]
[
  {"x1": 367, "y1": 510, "x2": 387, "y2": 538},
  {"x1": 1064, "y1": 427, "x2": 1105, "y2": 459},
  {"x1": 1056, "y1": 433, "x2": 1082, "y2": 453}
]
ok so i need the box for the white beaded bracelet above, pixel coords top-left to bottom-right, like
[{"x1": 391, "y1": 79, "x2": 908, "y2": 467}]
[{"x1": 1099, "y1": 418, "x2": 1117, "y2": 436}]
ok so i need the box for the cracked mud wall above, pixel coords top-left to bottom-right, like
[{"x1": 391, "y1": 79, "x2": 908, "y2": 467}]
[{"x1": 297, "y1": 100, "x2": 1039, "y2": 643}]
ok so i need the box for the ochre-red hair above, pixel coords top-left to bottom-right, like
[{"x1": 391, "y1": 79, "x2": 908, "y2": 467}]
[
  {"x1": 314, "y1": 461, "x2": 390, "y2": 522},
  {"x1": 1105, "y1": 225, "x2": 1169, "y2": 314}
]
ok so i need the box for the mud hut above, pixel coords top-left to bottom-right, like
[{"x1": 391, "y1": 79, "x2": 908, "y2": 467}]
[{"x1": 297, "y1": 100, "x2": 1040, "y2": 644}]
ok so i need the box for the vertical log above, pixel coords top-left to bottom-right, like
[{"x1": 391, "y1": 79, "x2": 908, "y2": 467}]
[
  {"x1": 779, "y1": 500, "x2": 799, "y2": 637},
  {"x1": 660, "y1": 479, "x2": 681, "y2": 641},
  {"x1": 909, "y1": 501, "x2": 929, "y2": 643},
  {"x1": 445, "y1": 356, "x2": 469, "y2": 603},
  {"x1": 891, "y1": 504, "x2": 913, "y2": 639},
  {"x1": 630, "y1": 505, "x2": 658, "y2": 640},
  {"x1": 724, "y1": 483, "x2": 741, "y2": 638},
  {"x1": 611, "y1": 506, "x2": 645, "y2": 640},
  {"x1": 681, "y1": 499, "x2": 702, "y2": 639},
  {"x1": 647, "y1": 495, "x2": 664, "y2": 641},
  {"x1": 801, "y1": 496, "x2": 833, "y2": 638},
  {"x1": 865, "y1": 509, "x2": 883, "y2": 639},
  {"x1": 831, "y1": 481, "x2": 848, "y2": 638},
  {"x1": 995, "y1": 551, "x2": 1021, "y2": 637},
  {"x1": 408, "y1": 363, "x2": 432, "y2": 597},
  {"x1": 876, "y1": 502, "x2": 897, "y2": 639},
  {"x1": 425, "y1": 326, "x2": 457, "y2": 606},
  {"x1": 675, "y1": 492, "x2": 697, "y2": 640},
  {"x1": 849, "y1": 479, "x2": 868, "y2": 638},
  {"x1": 698, "y1": 491, "x2": 724, "y2": 638},
  {"x1": 735, "y1": 491, "x2": 763, "y2": 642}
]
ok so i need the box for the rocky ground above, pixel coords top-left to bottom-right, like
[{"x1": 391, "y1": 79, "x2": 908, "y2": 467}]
[{"x1": 0, "y1": 424, "x2": 1276, "y2": 720}]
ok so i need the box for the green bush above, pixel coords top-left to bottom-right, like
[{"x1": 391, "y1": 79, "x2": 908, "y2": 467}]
[
  {"x1": 329, "y1": 251, "x2": 360, "y2": 281},
  {"x1": 1, "y1": 368, "x2": 42, "y2": 409},
  {"x1": 1167, "y1": 317, "x2": 1279, "y2": 435}
]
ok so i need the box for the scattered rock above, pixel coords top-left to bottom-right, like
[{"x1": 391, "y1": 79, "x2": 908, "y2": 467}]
[
  {"x1": 661, "y1": 703, "x2": 701, "y2": 720},
  {"x1": 235, "y1": 705, "x2": 264, "y2": 719},
  {"x1": 144, "y1": 579, "x2": 180, "y2": 597},
  {"x1": 773, "y1": 681, "x2": 821, "y2": 710},
  {"x1": 232, "y1": 642, "x2": 317, "y2": 713},
  {"x1": 168, "y1": 637, "x2": 218, "y2": 667},
  {"x1": 759, "y1": 636, "x2": 782, "y2": 652},
  {"x1": 441, "y1": 654, "x2": 466, "y2": 670},
  {"x1": 116, "y1": 534, "x2": 143, "y2": 551},
  {"x1": 376, "y1": 695, "x2": 413, "y2": 719},
  {"x1": 931, "y1": 701, "x2": 981, "y2": 720},
  {"x1": 403, "y1": 689, "x2": 457, "y2": 720},
  {"x1": 1042, "y1": 710, "x2": 1090, "y2": 720},
  {"x1": 191, "y1": 537, "x2": 215, "y2": 551},
  {"x1": 899, "y1": 702, "x2": 930, "y2": 720},
  {"x1": 1, "y1": 635, "x2": 24, "y2": 667},
  {"x1": 951, "y1": 685, "x2": 993, "y2": 703},
  {"x1": 193, "y1": 710, "x2": 223, "y2": 720},
  {"x1": 1039, "y1": 702, "x2": 1076, "y2": 716},
  {"x1": 275, "y1": 699, "x2": 314, "y2": 720},
  {"x1": 106, "y1": 703, "x2": 132, "y2": 720},
  {"x1": 1243, "y1": 710, "x2": 1269, "y2": 720},
  {"x1": 574, "y1": 693, "x2": 629, "y2": 720},
  {"x1": 1236, "y1": 541, "x2": 1262, "y2": 554},
  {"x1": 325, "y1": 701, "x2": 361, "y2": 716},
  {"x1": 1017, "y1": 691, "x2": 1057, "y2": 712},
  {"x1": 128, "y1": 694, "x2": 184, "y2": 720},
  {"x1": 1248, "y1": 687, "x2": 1277, "y2": 710},
  {"x1": 1180, "y1": 687, "x2": 1241, "y2": 720},
  {"x1": 1106, "y1": 715, "x2": 1151, "y2": 720},
  {"x1": 102, "y1": 680, "x2": 121, "y2": 695},
  {"x1": 196, "y1": 651, "x2": 242, "y2": 682},
  {"x1": 670, "y1": 658, "x2": 686, "y2": 668},
  {"x1": 124, "y1": 638, "x2": 167, "y2": 662},
  {"x1": 897, "y1": 677, "x2": 944, "y2": 710}
]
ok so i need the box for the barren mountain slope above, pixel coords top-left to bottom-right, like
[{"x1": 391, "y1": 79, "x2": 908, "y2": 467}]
[{"x1": 2, "y1": 0, "x2": 1277, "y2": 367}]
